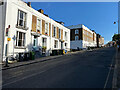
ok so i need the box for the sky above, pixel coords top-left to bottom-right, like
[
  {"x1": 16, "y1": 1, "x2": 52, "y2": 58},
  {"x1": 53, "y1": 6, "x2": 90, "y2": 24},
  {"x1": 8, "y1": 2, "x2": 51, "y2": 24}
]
[{"x1": 31, "y1": 2, "x2": 118, "y2": 44}]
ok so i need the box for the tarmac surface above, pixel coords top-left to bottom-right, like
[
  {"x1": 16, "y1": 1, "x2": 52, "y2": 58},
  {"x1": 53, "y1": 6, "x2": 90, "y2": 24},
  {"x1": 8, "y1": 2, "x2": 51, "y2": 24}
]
[{"x1": 2, "y1": 47, "x2": 116, "y2": 88}]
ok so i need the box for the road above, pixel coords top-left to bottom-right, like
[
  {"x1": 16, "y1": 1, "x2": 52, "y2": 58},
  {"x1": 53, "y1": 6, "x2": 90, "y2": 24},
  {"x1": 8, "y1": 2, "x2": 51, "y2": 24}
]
[{"x1": 2, "y1": 47, "x2": 116, "y2": 88}]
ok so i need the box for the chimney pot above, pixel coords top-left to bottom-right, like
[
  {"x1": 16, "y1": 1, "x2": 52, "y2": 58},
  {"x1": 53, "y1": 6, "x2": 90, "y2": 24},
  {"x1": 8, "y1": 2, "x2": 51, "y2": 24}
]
[
  {"x1": 38, "y1": 9, "x2": 44, "y2": 14},
  {"x1": 27, "y1": 2, "x2": 31, "y2": 7}
]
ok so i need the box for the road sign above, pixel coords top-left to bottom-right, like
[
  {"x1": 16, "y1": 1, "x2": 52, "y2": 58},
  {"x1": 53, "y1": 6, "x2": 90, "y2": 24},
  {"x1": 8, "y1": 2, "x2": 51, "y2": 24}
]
[
  {"x1": 7, "y1": 37, "x2": 11, "y2": 41},
  {"x1": 12, "y1": 35, "x2": 16, "y2": 41}
]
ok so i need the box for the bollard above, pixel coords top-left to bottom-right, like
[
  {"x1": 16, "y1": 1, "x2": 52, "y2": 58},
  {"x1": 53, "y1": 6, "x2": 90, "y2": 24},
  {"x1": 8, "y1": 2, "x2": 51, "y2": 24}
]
[{"x1": 4, "y1": 57, "x2": 9, "y2": 67}]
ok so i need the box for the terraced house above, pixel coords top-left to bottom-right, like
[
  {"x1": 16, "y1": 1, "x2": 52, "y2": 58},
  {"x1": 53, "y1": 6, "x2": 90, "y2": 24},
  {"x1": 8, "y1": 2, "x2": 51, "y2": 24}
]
[
  {"x1": 0, "y1": 0, "x2": 70, "y2": 61},
  {"x1": 67, "y1": 24, "x2": 98, "y2": 50}
]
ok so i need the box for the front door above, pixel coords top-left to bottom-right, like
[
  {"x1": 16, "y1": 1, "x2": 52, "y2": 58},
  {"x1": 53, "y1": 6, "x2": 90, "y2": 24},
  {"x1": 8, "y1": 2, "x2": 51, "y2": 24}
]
[
  {"x1": 33, "y1": 36, "x2": 38, "y2": 47},
  {"x1": 61, "y1": 42, "x2": 63, "y2": 49}
]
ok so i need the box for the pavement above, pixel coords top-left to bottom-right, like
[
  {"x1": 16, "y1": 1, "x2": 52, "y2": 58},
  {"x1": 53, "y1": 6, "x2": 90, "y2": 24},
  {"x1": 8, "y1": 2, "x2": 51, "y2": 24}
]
[
  {"x1": 116, "y1": 49, "x2": 120, "y2": 89},
  {"x1": 112, "y1": 48, "x2": 120, "y2": 90},
  {"x1": 1, "y1": 49, "x2": 87, "y2": 70},
  {"x1": 2, "y1": 47, "x2": 116, "y2": 88}
]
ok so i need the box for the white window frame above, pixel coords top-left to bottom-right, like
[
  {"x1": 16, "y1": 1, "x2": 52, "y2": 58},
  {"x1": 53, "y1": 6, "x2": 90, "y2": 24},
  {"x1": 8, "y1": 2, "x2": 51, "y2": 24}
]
[
  {"x1": 17, "y1": 10, "x2": 27, "y2": 28},
  {"x1": 45, "y1": 22, "x2": 49, "y2": 35},
  {"x1": 59, "y1": 28, "x2": 61, "y2": 39},
  {"x1": 54, "y1": 40, "x2": 58, "y2": 48},
  {"x1": 16, "y1": 31, "x2": 26, "y2": 47},
  {"x1": 75, "y1": 30, "x2": 79, "y2": 34},
  {"x1": 37, "y1": 19, "x2": 42, "y2": 33},
  {"x1": 53, "y1": 26, "x2": 56, "y2": 37},
  {"x1": 42, "y1": 38, "x2": 47, "y2": 47},
  {"x1": 65, "y1": 43, "x2": 67, "y2": 49},
  {"x1": 75, "y1": 36, "x2": 79, "y2": 41},
  {"x1": 65, "y1": 32, "x2": 67, "y2": 41}
]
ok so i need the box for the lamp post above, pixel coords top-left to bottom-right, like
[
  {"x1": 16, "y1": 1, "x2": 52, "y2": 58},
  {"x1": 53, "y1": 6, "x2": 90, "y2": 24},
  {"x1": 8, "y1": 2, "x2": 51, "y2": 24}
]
[{"x1": 114, "y1": 21, "x2": 120, "y2": 51}]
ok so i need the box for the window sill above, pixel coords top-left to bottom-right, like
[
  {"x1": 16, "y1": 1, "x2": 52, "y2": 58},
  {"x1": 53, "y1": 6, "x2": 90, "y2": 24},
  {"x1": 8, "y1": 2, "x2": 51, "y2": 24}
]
[
  {"x1": 16, "y1": 25, "x2": 29, "y2": 30},
  {"x1": 45, "y1": 34, "x2": 48, "y2": 36},
  {"x1": 31, "y1": 32, "x2": 41, "y2": 36},
  {"x1": 53, "y1": 36, "x2": 58, "y2": 38},
  {"x1": 14, "y1": 46, "x2": 27, "y2": 49}
]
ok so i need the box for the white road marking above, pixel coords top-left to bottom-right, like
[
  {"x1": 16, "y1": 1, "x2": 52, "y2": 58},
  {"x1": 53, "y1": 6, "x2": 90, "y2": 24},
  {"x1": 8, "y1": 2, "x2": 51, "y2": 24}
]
[{"x1": 104, "y1": 50, "x2": 116, "y2": 88}]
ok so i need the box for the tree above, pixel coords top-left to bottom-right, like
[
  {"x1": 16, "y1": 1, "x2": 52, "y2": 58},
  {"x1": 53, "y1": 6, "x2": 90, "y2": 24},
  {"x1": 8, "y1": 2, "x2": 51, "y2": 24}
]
[{"x1": 112, "y1": 34, "x2": 120, "y2": 41}]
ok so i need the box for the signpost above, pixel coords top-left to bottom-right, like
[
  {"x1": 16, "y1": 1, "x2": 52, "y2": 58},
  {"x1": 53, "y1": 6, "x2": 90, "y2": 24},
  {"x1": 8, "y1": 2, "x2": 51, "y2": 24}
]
[
  {"x1": 12, "y1": 35, "x2": 16, "y2": 57},
  {"x1": 5, "y1": 36, "x2": 11, "y2": 67},
  {"x1": 5, "y1": 25, "x2": 11, "y2": 67},
  {"x1": 7, "y1": 37, "x2": 11, "y2": 41}
]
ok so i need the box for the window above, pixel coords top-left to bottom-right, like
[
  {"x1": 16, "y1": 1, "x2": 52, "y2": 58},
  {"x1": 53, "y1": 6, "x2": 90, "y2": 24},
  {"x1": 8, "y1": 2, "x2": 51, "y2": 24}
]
[
  {"x1": 65, "y1": 43, "x2": 67, "y2": 49},
  {"x1": 33, "y1": 36, "x2": 38, "y2": 47},
  {"x1": 16, "y1": 31, "x2": 26, "y2": 47},
  {"x1": 42, "y1": 38, "x2": 47, "y2": 47},
  {"x1": 61, "y1": 42, "x2": 63, "y2": 49},
  {"x1": 53, "y1": 26, "x2": 56, "y2": 37},
  {"x1": 87, "y1": 32, "x2": 88, "y2": 35},
  {"x1": 45, "y1": 23, "x2": 49, "y2": 35},
  {"x1": 37, "y1": 19, "x2": 41, "y2": 33},
  {"x1": 54, "y1": 40, "x2": 58, "y2": 48},
  {"x1": 17, "y1": 10, "x2": 27, "y2": 28},
  {"x1": 65, "y1": 32, "x2": 67, "y2": 41},
  {"x1": 75, "y1": 30, "x2": 79, "y2": 34},
  {"x1": 75, "y1": 36, "x2": 79, "y2": 40},
  {"x1": 0, "y1": 0, "x2": 4, "y2": 5},
  {"x1": 59, "y1": 29, "x2": 61, "y2": 39}
]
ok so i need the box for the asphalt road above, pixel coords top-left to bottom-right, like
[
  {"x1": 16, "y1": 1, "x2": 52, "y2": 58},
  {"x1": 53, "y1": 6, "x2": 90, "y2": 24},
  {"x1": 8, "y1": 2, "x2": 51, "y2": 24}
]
[{"x1": 2, "y1": 47, "x2": 116, "y2": 88}]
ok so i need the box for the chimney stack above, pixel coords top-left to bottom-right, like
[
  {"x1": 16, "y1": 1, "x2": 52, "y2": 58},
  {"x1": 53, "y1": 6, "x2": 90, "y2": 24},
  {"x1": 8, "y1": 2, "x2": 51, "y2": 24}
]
[
  {"x1": 27, "y1": 2, "x2": 31, "y2": 7},
  {"x1": 38, "y1": 9, "x2": 44, "y2": 14}
]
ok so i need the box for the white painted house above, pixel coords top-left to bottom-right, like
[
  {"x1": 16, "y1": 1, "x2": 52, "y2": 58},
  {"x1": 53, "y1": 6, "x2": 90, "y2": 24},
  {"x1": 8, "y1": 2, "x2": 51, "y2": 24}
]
[
  {"x1": 67, "y1": 24, "x2": 97, "y2": 50},
  {"x1": 0, "y1": 0, "x2": 70, "y2": 61}
]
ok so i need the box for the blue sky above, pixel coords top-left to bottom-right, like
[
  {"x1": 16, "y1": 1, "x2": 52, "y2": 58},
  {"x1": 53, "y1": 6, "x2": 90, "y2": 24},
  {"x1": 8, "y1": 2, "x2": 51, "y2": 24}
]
[{"x1": 31, "y1": 2, "x2": 118, "y2": 44}]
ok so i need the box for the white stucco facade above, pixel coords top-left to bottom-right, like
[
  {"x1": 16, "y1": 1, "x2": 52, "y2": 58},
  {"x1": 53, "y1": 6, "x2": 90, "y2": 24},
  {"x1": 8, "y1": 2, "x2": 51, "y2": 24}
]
[{"x1": 0, "y1": 0, "x2": 70, "y2": 61}]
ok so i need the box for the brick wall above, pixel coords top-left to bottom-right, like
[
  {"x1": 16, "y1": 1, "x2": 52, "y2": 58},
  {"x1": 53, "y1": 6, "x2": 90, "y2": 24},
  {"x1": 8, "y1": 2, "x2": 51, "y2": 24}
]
[
  {"x1": 70, "y1": 28, "x2": 83, "y2": 41},
  {"x1": 42, "y1": 20, "x2": 45, "y2": 35},
  {"x1": 32, "y1": 15, "x2": 37, "y2": 32}
]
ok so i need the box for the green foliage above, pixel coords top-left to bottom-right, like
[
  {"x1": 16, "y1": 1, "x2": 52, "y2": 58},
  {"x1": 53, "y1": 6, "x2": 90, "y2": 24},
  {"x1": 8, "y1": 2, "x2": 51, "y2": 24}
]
[{"x1": 112, "y1": 34, "x2": 120, "y2": 41}]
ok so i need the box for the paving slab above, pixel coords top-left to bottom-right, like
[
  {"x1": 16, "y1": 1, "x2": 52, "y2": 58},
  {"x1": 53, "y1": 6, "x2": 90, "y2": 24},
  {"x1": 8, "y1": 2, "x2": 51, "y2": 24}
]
[{"x1": 1, "y1": 50, "x2": 87, "y2": 70}]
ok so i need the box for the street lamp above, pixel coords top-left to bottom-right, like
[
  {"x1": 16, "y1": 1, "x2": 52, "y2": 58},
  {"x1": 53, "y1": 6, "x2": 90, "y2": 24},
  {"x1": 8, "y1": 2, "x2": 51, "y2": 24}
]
[{"x1": 114, "y1": 20, "x2": 120, "y2": 51}]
